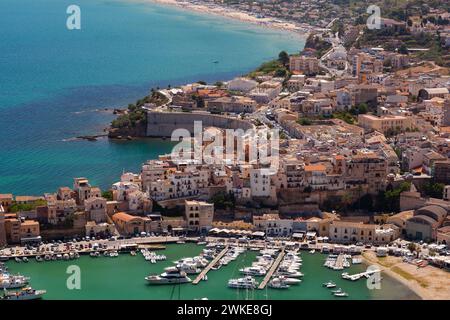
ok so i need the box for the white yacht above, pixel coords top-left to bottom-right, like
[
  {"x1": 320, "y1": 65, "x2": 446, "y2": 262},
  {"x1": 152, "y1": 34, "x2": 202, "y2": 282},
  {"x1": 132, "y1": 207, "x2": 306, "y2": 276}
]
[
  {"x1": 228, "y1": 276, "x2": 258, "y2": 289},
  {"x1": 145, "y1": 267, "x2": 192, "y2": 285},
  {"x1": 275, "y1": 269, "x2": 304, "y2": 278},
  {"x1": 175, "y1": 257, "x2": 208, "y2": 268},
  {"x1": 239, "y1": 266, "x2": 266, "y2": 276},
  {"x1": 273, "y1": 276, "x2": 301, "y2": 285}
]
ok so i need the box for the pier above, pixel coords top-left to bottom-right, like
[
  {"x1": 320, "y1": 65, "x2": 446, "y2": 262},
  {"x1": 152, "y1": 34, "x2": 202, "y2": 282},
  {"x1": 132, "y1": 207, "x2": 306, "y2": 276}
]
[
  {"x1": 335, "y1": 254, "x2": 345, "y2": 269},
  {"x1": 342, "y1": 269, "x2": 381, "y2": 281},
  {"x1": 258, "y1": 249, "x2": 285, "y2": 290},
  {"x1": 192, "y1": 246, "x2": 229, "y2": 285}
]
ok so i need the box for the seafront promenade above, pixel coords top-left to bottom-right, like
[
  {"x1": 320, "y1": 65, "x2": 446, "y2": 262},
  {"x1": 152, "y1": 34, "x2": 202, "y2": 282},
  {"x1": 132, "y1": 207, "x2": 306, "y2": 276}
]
[{"x1": 1, "y1": 235, "x2": 367, "y2": 260}]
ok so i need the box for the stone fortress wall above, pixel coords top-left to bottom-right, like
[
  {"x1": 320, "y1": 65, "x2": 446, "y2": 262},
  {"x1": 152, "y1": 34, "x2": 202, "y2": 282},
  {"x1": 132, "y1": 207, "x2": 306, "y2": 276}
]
[{"x1": 146, "y1": 111, "x2": 254, "y2": 137}]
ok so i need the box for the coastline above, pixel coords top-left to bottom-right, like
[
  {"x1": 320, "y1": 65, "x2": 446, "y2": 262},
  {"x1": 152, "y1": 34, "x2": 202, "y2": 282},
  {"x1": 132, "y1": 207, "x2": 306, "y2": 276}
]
[
  {"x1": 362, "y1": 251, "x2": 450, "y2": 300},
  {"x1": 138, "y1": 0, "x2": 310, "y2": 35}
]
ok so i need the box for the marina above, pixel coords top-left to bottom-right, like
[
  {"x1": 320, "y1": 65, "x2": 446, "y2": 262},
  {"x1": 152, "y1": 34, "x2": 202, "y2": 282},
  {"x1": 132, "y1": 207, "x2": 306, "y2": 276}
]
[{"x1": 2, "y1": 243, "x2": 421, "y2": 300}]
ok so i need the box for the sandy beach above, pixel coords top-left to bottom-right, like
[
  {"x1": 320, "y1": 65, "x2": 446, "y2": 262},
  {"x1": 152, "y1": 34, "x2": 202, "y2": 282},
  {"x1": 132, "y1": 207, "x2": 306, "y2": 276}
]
[
  {"x1": 139, "y1": 0, "x2": 310, "y2": 34},
  {"x1": 362, "y1": 251, "x2": 450, "y2": 300}
]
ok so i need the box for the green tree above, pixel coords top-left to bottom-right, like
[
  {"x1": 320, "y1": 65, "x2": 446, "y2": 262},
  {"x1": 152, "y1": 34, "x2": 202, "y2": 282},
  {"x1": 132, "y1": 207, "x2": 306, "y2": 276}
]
[
  {"x1": 398, "y1": 43, "x2": 409, "y2": 54},
  {"x1": 278, "y1": 51, "x2": 290, "y2": 66},
  {"x1": 423, "y1": 182, "x2": 444, "y2": 198},
  {"x1": 102, "y1": 190, "x2": 113, "y2": 201}
]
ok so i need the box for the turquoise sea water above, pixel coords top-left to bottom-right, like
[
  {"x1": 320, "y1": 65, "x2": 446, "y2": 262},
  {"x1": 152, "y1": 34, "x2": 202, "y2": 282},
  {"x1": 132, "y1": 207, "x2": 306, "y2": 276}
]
[
  {"x1": 0, "y1": 0, "x2": 303, "y2": 195},
  {"x1": 5, "y1": 244, "x2": 419, "y2": 300}
]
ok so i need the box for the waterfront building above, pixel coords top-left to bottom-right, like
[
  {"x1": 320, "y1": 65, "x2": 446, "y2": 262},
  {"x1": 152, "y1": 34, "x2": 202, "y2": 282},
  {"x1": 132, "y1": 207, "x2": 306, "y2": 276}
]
[
  {"x1": 329, "y1": 220, "x2": 400, "y2": 244},
  {"x1": 19, "y1": 220, "x2": 41, "y2": 244},
  {"x1": 387, "y1": 210, "x2": 414, "y2": 235},
  {"x1": 185, "y1": 200, "x2": 214, "y2": 233},
  {"x1": 405, "y1": 205, "x2": 449, "y2": 241},
  {"x1": 4, "y1": 216, "x2": 40, "y2": 245},
  {"x1": 85, "y1": 221, "x2": 115, "y2": 238},
  {"x1": 253, "y1": 213, "x2": 293, "y2": 237},
  {"x1": 111, "y1": 212, "x2": 151, "y2": 236}
]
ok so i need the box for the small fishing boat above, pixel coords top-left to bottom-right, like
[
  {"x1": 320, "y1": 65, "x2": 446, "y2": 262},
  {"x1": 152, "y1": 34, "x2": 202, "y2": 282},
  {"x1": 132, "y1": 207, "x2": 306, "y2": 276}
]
[
  {"x1": 322, "y1": 281, "x2": 336, "y2": 288},
  {"x1": 309, "y1": 249, "x2": 315, "y2": 254},
  {"x1": 35, "y1": 256, "x2": 43, "y2": 262},
  {"x1": 15, "y1": 257, "x2": 22, "y2": 263},
  {"x1": 22, "y1": 257, "x2": 29, "y2": 263},
  {"x1": 130, "y1": 251, "x2": 137, "y2": 256}
]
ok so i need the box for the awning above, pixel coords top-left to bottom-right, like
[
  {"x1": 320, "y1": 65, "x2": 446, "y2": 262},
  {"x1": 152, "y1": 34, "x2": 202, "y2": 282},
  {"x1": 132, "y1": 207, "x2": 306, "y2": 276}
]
[{"x1": 252, "y1": 231, "x2": 265, "y2": 237}]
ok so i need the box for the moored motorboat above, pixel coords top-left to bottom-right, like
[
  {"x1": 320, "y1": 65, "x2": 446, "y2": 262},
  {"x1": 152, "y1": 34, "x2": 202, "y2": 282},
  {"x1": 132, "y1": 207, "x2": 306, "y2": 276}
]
[
  {"x1": 1, "y1": 287, "x2": 46, "y2": 300},
  {"x1": 273, "y1": 276, "x2": 301, "y2": 285},
  {"x1": 334, "y1": 291, "x2": 349, "y2": 297},
  {"x1": 228, "y1": 276, "x2": 258, "y2": 289},
  {"x1": 239, "y1": 266, "x2": 266, "y2": 276},
  {"x1": 323, "y1": 281, "x2": 336, "y2": 288},
  {"x1": 145, "y1": 267, "x2": 192, "y2": 285}
]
